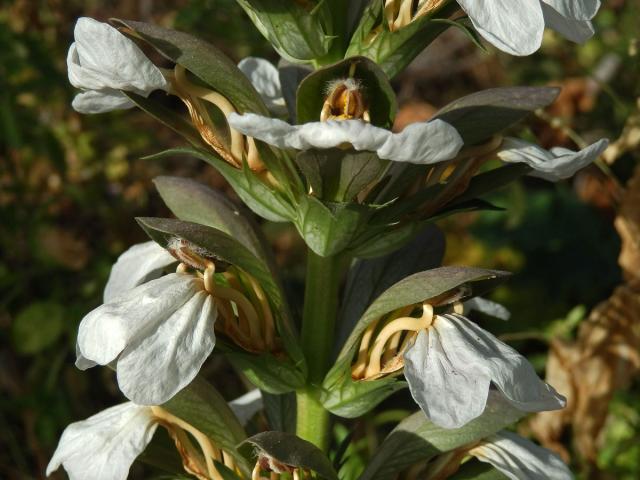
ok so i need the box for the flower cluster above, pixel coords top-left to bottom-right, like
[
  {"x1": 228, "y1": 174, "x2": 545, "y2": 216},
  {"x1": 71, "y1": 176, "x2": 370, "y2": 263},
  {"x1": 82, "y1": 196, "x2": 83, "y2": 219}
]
[{"x1": 49, "y1": 2, "x2": 609, "y2": 478}]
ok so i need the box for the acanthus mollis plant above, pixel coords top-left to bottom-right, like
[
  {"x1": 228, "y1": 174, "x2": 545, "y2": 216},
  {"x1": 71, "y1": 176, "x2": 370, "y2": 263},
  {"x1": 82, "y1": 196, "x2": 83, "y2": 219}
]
[{"x1": 51, "y1": 2, "x2": 606, "y2": 479}]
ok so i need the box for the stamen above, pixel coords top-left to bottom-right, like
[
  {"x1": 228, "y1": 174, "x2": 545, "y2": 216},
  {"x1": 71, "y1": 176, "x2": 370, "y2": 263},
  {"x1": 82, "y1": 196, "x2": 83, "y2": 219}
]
[
  {"x1": 364, "y1": 304, "x2": 434, "y2": 378},
  {"x1": 151, "y1": 406, "x2": 226, "y2": 480}
]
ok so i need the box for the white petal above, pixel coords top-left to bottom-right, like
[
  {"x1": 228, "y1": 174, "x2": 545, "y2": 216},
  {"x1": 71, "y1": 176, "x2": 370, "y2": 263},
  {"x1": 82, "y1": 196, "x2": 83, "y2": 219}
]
[
  {"x1": 75, "y1": 343, "x2": 96, "y2": 370},
  {"x1": 404, "y1": 325, "x2": 492, "y2": 429},
  {"x1": 457, "y1": 0, "x2": 544, "y2": 56},
  {"x1": 238, "y1": 57, "x2": 287, "y2": 115},
  {"x1": 47, "y1": 402, "x2": 157, "y2": 480},
  {"x1": 404, "y1": 314, "x2": 565, "y2": 428},
  {"x1": 229, "y1": 389, "x2": 263, "y2": 425},
  {"x1": 542, "y1": 3, "x2": 594, "y2": 43},
  {"x1": 69, "y1": 17, "x2": 168, "y2": 94},
  {"x1": 227, "y1": 113, "x2": 463, "y2": 164},
  {"x1": 72, "y1": 89, "x2": 135, "y2": 113},
  {"x1": 116, "y1": 288, "x2": 217, "y2": 405},
  {"x1": 104, "y1": 241, "x2": 176, "y2": 302},
  {"x1": 77, "y1": 273, "x2": 203, "y2": 366},
  {"x1": 463, "y1": 297, "x2": 511, "y2": 321},
  {"x1": 497, "y1": 138, "x2": 609, "y2": 181},
  {"x1": 541, "y1": 0, "x2": 600, "y2": 20},
  {"x1": 469, "y1": 430, "x2": 573, "y2": 480}
]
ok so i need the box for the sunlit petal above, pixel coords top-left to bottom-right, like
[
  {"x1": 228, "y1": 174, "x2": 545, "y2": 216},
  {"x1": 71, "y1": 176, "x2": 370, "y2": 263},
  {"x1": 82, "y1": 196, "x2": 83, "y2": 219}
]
[
  {"x1": 470, "y1": 430, "x2": 573, "y2": 480},
  {"x1": 116, "y1": 289, "x2": 217, "y2": 405},
  {"x1": 103, "y1": 241, "x2": 176, "y2": 302},
  {"x1": 498, "y1": 137, "x2": 609, "y2": 181},
  {"x1": 404, "y1": 314, "x2": 565, "y2": 428},
  {"x1": 542, "y1": 3, "x2": 595, "y2": 43},
  {"x1": 541, "y1": 0, "x2": 600, "y2": 20},
  {"x1": 227, "y1": 113, "x2": 463, "y2": 164},
  {"x1": 238, "y1": 57, "x2": 286, "y2": 114},
  {"x1": 47, "y1": 402, "x2": 157, "y2": 480},
  {"x1": 76, "y1": 273, "x2": 203, "y2": 367},
  {"x1": 457, "y1": 0, "x2": 544, "y2": 56}
]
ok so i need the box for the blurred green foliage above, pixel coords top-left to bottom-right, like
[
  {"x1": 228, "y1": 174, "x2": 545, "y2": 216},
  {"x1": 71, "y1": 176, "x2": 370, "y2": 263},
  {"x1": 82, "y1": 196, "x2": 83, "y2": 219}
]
[{"x1": 0, "y1": 0, "x2": 638, "y2": 479}]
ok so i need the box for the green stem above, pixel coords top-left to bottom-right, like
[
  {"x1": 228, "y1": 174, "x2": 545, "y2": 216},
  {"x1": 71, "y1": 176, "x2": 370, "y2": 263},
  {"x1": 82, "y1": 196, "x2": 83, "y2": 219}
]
[{"x1": 296, "y1": 250, "x2": 344, "y2": 450}]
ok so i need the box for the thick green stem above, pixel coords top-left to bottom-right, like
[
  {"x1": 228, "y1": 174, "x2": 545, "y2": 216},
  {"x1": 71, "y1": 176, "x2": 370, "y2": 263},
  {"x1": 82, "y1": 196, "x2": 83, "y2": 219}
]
[
  {"x1": 296, "y1": 251, "x2": 344, "y2": 450},
  {"x1": 296, "y1": 389, "x2": 330, "y2": 451}
]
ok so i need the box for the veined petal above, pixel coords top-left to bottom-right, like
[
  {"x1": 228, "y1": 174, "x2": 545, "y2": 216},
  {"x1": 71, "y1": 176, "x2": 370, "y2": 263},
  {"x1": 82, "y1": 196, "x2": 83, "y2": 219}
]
[
  {"x1": 71, "y1": 89, "x2": 135, "y2": 114},
  {"x1": 469, "y1": 430, "x2": 573, "y2": 480},
  {"x1": 457, "y1": 0, "x2": 544, "y2": 56},
  {"x1": 69, "y1": 17, "x2": 168, "y2": 94},
  {"x1": 404, "y1": 313, "x2": 565, "y2": 428},
  {"x1": 104, "y1": 241, "x2": 176, "y2": 302},
  {"x1": 238, "y1": 57, "x2": 286, "y2": 114},
  {"x1": 47, "y1": 402, "x2": 157, "y2": 480},
  {"x1": 463, "y1": 297, "x2": 511, "y2": 321},
  {"x1": 404, "y1": 325, "x2": 492, "y2": 429},
  {"x1": 497, "y1": 137, "x2": 609, "y2": 181},
  {"x1": 227, "y1": 113, "x2": 463, "y2": 164},
  {"x1": 542, "y1": 3, "x2": 594, "y2": 43},
  {"x1": 541, "y1": 0, "x2": 600, "y2": 20},
  {"x1": 116, "y1": 289, "x2": 217, "y2": 405},
  {"x1": 77, "y1": 273, "x2": 203, "y2": 367},
  {"x1": 229, "y1": 389, "x2": 263, "y2": 425}
]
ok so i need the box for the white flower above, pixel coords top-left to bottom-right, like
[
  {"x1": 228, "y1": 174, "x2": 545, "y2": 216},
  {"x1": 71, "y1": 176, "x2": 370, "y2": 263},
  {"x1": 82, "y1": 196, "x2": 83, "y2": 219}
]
[
  {"x1": 227, "y1": 113, "x2": 464, "y2": 165},
  {"x1": 46, "y1": 402, "x2": 157, "y2": 480},
  {"x1": 468, "y1": 430, "x2": 573, "y2": 479},
  {"x1": 463, "y1": 297, "x2": 511, "y2": 321},
  {"x1": 403, "y1": 313, "x2": 565, "y2": 429},
  {"x1": 47, "y1": 391, "x2": 259, "y2": 480},
  {"x1": 238, "y1": 57, "x2": 287, "y2": 115},
  {"x1": 457, "y1": 0, "x2": 600, "y2": 56},
  {"x1": 497, "y1": 137, "x2": 609, "y2": 181},
  {"x1": 103, "y1": 241, "x2": 176, "y2": 302},
  {"x1": 77, "y1": 272, "x2": 217, "y2": 405},
  {"x1": 67, "y1": 17, "x2": 169, "y2": 114}
]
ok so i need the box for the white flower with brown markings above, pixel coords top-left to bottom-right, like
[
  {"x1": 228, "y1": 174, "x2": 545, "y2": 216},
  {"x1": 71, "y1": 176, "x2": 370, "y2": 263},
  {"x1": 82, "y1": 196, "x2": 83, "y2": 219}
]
[
  {"x1": 457, "y1": 0, "x2": 600, "y2": 56},
  {"x1": 497, "y1": 137, "x2": 609, "y2": 181},
  {"x1": 403, "y1": 312, "x2": 566, "y2": 429},
  {"x1": 227, "y1": 112, "x2": 464, "y2": 165},
  {"x1": 67, "y1": 17, "x2": 169, "y2": 113},
  {"x1": 76, "y1": 241, "x2": 217, "y2": 405}
]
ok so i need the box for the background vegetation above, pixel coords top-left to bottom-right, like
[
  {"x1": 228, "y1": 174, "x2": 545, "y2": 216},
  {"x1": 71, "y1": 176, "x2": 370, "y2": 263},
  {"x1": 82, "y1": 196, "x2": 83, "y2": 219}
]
[{"x1": 1, "y1": 0, "x2": 638, "y2": 478}]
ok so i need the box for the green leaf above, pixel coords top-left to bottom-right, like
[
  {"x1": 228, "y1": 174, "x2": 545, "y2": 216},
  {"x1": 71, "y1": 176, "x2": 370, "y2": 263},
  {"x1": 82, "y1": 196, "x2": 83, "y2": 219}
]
[
  {"x1": 296, "y1": 149, "x2": 387, "y2": 202},
  {"x1": 12, "y1": 302, "x2": 65, "y2": 354},
  {"x1": 137, "y1": 428, "x2": 184, "y2": 474},
  {"x1": 162, "y1": 376, "x2": 251, "y2": 476},
  {"x1": 262, "y1": 392, "x2": 297, "y2": 433},
  {"x1": 338, "y1": 224, "x2": 445, "y2": 349},
  {"x1": 348, "y1": 221, "x2": 424, "y2": 259},
  {"x1": 296, "y1": 56, "x2": 397, "y2": 128},
  {"x1": 434, "y1": 87, "x2": 560, "y2": 145},
  {"x1": 234, "y1": 0, "x2": 332, "y2": 63},
  {"x1": 295, "y1": 197, "x2": 371, "y2": 257},
  {"x1": 224, "y1": 351, "x2": 307, "y2": 394},
  {"x1": 448, "y1": 164, "x2": 531, "y2": 206},
  {"x1": 243, "y1": 431, "x2": 338, "y2": 480},
  {"x1": 123, "y1": 91, "x2": 205, "y2": 147},
  {"x1": 111, "y1": 19, "x2": 267, "y2": 115},
  {"x1": 153, "y1": 176, "x2": 268, "y2": 262},
  {"x1": 321, "y1": 372, "x2": 406, "y2": 418},
  {"x1": 358, "y1": 393, "x2": 524, "y2": 480},
  {"x1": 449, "y1": 460, "x2": 509, "y2": 480},
  {"x1": 145, "y1": 147, "x2": 295, "y2": 222}
]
